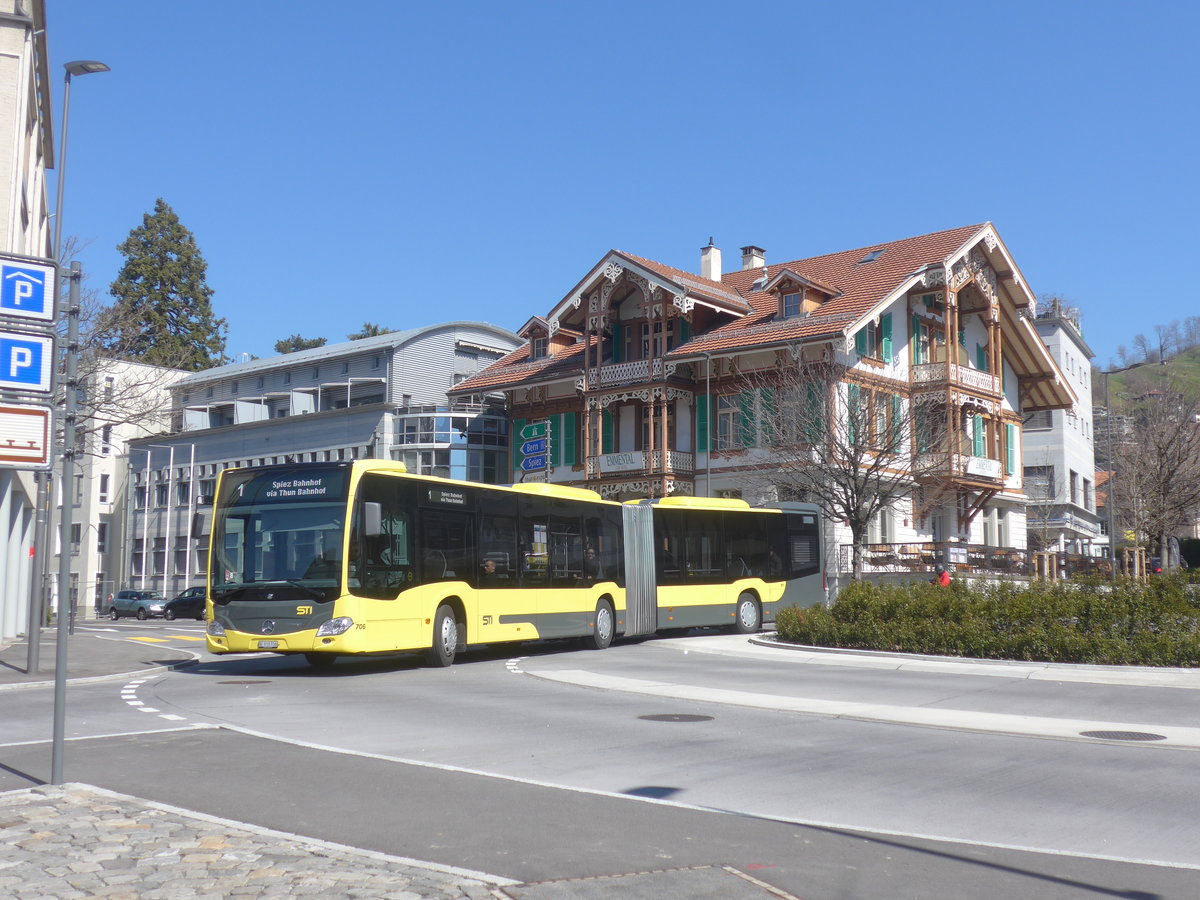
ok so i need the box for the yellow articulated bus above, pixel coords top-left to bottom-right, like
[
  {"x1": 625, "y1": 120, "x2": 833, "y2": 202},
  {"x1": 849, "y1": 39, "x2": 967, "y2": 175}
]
[{"x1": 204, "y1": 460, "x2": 823, "y2": 667}]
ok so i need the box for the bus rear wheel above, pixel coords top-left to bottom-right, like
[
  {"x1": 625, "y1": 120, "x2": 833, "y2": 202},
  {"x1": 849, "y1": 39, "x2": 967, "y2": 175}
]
[
  {"x1": 587, "y1": 600, "x2": 614, "y2": 651},
  {"x1": 734, "y1": 593, "x2": 761, "y2": 634},
  {"x1": 426, "y1": 605, "x2": 458, "y2": 667}
]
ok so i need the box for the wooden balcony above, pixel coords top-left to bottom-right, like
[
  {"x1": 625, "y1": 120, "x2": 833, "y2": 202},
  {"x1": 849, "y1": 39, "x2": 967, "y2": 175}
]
[
  {"x1": 587, "y1": 359, "x2": 663, "y2": 387},
  {"x1": 586, "y1": 449, "x2": 695, "y2": 478},
  {"x1": 912, "y1": 361, "x2": 1000, "y2": 396},
  {"x1": 914, "y1": 452, "x2": 1005, "y2": 483}
]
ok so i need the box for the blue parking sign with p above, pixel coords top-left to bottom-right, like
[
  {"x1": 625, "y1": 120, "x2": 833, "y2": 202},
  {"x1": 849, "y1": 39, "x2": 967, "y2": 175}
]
[
  {"x1": 1, "y1": 263, "x2": 54, "y2": 322},
  {"x1": 0, "y1": 332, "x2": 52, "y2": 392}
]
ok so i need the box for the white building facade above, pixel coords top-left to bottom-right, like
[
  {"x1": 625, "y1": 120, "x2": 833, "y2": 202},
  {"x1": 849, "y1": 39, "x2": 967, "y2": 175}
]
[
  {"x1": 1023, "y1": 298, "x2": 1101, "y2": 555},
  {"x1": 0, "y1": 0, "x2": 53, "y2": 640}
]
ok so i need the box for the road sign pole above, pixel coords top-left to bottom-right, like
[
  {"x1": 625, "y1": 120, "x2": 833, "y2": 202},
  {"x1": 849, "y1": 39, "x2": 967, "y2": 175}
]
[{"x1": 50, "y1": 263, "x2": 81, "y2": 785}]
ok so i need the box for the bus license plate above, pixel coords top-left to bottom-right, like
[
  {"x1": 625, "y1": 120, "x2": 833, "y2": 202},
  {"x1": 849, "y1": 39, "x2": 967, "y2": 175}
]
[{"x1": 257, "y1": 640, "x2": 279, "y2": 649}]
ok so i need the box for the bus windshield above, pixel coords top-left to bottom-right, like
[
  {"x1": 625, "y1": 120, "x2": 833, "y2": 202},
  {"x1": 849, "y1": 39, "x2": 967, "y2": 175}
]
[{"x1": 209, "y1": 465, "x2": 351, "y2": 602}]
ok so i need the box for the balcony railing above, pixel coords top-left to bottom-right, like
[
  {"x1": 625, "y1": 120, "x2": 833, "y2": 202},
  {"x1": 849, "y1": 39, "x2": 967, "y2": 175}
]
[
  {"x1": 914, "y1": 452, "x2": 1005, "y2": 482},
  {"x1": 588, "y1": 449, "x2": 695, "y2": 477},
  {"x1": 912, "y1": 361, "x2": 1000, "y2": 395},
  {"x1": 838, "y1": 542, "x2": 1112, "y2": 579},
  {"x1": 587, "y1": 359, "x2": 663, "y2": 386}
]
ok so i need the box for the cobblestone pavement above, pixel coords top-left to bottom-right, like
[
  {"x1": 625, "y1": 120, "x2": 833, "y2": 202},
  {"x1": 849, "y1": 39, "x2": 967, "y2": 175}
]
[{"x1": 0, "y1": 784, "x2": 509, "y2": 899}]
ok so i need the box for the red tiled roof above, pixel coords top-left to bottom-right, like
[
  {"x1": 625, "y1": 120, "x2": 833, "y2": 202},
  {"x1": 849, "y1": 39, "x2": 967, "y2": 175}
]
[{"x1": 452, "y1": 224, "x2": 989, "y2": 393}]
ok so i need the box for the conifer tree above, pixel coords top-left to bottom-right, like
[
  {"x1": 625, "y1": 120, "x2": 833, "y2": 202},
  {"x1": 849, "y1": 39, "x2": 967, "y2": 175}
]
[
  {"x1": 275, "y1": 334, "x2": 328, "y2": 354},
  {"x1": 98, "y1": 198, "x2": 227, "y2": 371}
]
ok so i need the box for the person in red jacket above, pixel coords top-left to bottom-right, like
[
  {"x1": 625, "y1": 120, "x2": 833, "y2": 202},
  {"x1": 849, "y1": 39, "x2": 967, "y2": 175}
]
[{"x1": 931, "y1": 566, "x2": 951, "y2": 587}]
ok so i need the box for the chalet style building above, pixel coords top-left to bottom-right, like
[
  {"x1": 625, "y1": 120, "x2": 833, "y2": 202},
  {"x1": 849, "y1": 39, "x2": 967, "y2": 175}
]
[{"x1": 451, "y1": 224, "x2": 1076, "y2": 580}]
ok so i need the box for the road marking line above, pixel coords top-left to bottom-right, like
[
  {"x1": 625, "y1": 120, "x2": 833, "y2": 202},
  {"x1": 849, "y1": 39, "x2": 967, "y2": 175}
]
[
  {"x1": 127, "y1": 636, "x2": 169, "y2": 643},
  {"x1": 528, "y1": 669, "x2": 1200, "y2": 750}
]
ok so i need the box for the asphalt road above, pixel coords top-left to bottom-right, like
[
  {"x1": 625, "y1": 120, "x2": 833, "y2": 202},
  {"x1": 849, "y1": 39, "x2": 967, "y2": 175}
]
[{"x1": 3, "y1": 620, "x2": 1199, "y2": 899}]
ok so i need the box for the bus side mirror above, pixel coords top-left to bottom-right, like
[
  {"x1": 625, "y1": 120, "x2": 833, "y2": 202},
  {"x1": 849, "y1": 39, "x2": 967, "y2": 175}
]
[
  {"x1": 192, "y1": 513, "x2": 205, "y2": 538},
  {"x1": 364, "y1": 501, "x2": 382, "y2": 537}
]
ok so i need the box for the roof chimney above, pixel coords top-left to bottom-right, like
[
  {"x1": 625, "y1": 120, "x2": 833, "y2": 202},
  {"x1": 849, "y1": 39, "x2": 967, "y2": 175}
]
[
  {"x1": 740, "y1": 245, "x2": 765, "y2": 271},
  {"x1": 700, "y1": 237, "x2": 722, "y2": 282}
]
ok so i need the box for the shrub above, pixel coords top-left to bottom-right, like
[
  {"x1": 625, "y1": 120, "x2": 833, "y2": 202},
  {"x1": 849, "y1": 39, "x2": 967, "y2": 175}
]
[{"x1": 773, "y1": 575, "x2": 1200, "y2": 667}]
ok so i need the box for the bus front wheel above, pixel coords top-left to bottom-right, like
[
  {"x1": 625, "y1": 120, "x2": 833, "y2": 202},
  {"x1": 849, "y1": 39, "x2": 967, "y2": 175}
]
[
  {"x1": 587, "y1": 600, "x2": 614, "y2": 651},
  {"x1": 734, "y1": 593, "x2": 761, "y2": 634},
  {"x1": 427, "y1": 605, "x2": 458, "y2": 667}
]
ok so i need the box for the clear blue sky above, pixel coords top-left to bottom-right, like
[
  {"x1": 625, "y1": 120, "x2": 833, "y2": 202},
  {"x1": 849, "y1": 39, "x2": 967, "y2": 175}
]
[{"x1": 49, "y1": 1, "x2": 1199, "y2": 369}]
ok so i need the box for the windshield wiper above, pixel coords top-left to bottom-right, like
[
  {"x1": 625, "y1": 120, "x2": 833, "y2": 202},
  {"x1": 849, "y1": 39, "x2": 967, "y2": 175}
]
[{"x1": 279, "y1": 580, "x2": 329, "y2": 602}]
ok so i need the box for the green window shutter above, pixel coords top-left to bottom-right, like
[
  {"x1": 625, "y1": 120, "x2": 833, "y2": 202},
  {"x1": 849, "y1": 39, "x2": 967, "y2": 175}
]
[
  {"x1": 911, "y1": 315, "x2": 923, "y2": 365},
  {"x1": 880, "y1": 313, "x2": 893, "y2": 363},
  {"x1": 563, "y1": 412, "x2": 577, "y2": 465},
  {"x1": 891, "y1": 394, "x2": 902, "y2": 447},
  {"x1": 847, "y1": 384, "x2": 861, "y2": 444},
  {"x1": 958, "y1": 329, "x2": 966, "y2": 347},
  {"x1": 696, "y1": 394, "x2": 710, "y2": 452},
  {"x1": 739, "y1": 390, "x2": 755, "y2": 447},
  {"x1": 759, "y1": 387, "x2": 777, "y2": 446},
  {"x1": 1001, "y1": 362, "x2": 1006, "y2": 394},
  {"x1": 1005, "y1": 424, "x2": 1016, "y2": 475},
  {"x1": 611, "y1": 328, "x2": 622, "y2": 363},
  {"x1": 601, "y1": 409, "x2": 614, "y2": 454},
  {"x1": 976, "y1": 344, "x2": 988, "y2": 372},
  {"x1": 512, "y1": 417, "x2": 526, "y2": 477},
  {"x1": 804, "y1": 383, "x2": 823, "y2": 444},
  {"x1": 679, "y1": 320, "x2": 691, "y2": 343},
  {"x1": 855, "y1": 330, "x2": 867, "y2": 357},
  {"x1": 972, "y1": 415, "x2": 984, "y2": 457}
]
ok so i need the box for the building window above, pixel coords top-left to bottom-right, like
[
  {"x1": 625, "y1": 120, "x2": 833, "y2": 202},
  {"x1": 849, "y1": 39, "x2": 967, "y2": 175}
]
[
  {"x1": 782, "y1": 292, "x2": 802, "y2": 318},
  {"x1": 1083, "y1": 478, "x2": 1093, "y2": 511},
  {"x1": 854, "y1": 315, "x2": 892, "y2": 363},
  {"x1": 174, "y1": 536, "x2": 189, "y2": 573},
  {"x1": 231, "y1": 381, "x2": 239, "y2": 395},
  {"x1": 1024, "y1": 465, "x2": 1054, "y2": 500},
  {"x1": 1070, "y1": 470, "x2": 1080, "y2": 505},
  {"x1": 716, "y1": 395, "x2": 743, "y2": 451},
  {"x1": 155, "y1": 483, "x2": 169, "y2": 507},
  {"x1": 373, "y1": 355, "x2": 382, "y2": 369},
  {"x1": 206, "y1": 386, "x2": 214, "y2": 399},
  {"x1": 134, "y1": 486, "x2": 147, "y2": 508},
  {"x1": 283, "y1": 371, "x2": 292, "y2": 385},
  {"x1": 99, "y1": 474, "x2": 110, "y2": 504},
  {"x1": 103, "y1": 376, "x2": 115, "y2": 401},
  {"x1": 199, "y1": 479, "x2": 216, "y2": 503},
  {"x1": 1025, "y1": 410, "x2": 1053, "y2": 430},
  {"x1": 97, "y1": 523, "x2": 108, "y2": 554},
  {"x1": 74, "y1": 474, "x2": 84, "y2": 505},
  {"x1": 177, "y1": 481, "x2": 190, "y2": 505},
  {"x1": 531, "y1": 337, "x2": 548, "y2": 359},
  {"x1": 101, "y1": 425, "x2": 112, "y2": 455},
  {"x1": 153, "y1": 538, "x2": 166, "y2": 575}
]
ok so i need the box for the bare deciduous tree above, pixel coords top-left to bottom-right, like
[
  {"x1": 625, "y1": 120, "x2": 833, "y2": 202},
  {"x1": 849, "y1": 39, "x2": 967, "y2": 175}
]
[{"x1": 735, "y1": 357, "x2": 944, "y2": 577}]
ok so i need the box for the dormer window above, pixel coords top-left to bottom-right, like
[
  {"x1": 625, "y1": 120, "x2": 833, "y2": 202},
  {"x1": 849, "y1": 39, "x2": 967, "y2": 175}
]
[
  {"x1": 782, "y1": 292, "x2": 802, "y2": 318},
  {"x1": 531, "y1": 337, "x2": 548, "y2": 359}
]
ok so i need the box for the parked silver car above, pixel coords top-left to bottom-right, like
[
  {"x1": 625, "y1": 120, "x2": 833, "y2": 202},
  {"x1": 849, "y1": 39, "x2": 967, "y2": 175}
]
[{"x1": 108, "y1": 590, "x2": 166, "y2": 620}]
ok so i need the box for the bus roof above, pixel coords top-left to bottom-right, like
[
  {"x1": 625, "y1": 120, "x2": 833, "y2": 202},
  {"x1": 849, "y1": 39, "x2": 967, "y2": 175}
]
[{"x1": 648, "y1": 496, "x2": 753, "y2": 511}]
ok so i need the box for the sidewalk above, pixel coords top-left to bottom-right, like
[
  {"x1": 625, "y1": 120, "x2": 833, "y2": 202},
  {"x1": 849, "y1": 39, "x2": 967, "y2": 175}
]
[{"x1": 0, "y1": 629, "x2": 196, "y2": 690}]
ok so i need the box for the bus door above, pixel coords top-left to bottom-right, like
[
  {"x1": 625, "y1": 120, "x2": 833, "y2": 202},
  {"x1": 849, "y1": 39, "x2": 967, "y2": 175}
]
[{"x1": 621, "y1": 502, "x2": 656, "y2": 636}]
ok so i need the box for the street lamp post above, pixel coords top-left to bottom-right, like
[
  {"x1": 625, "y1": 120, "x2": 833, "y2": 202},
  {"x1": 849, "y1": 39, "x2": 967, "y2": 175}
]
[{"x1": 46, "y1": 60, "x2": 110, "y2": 790}]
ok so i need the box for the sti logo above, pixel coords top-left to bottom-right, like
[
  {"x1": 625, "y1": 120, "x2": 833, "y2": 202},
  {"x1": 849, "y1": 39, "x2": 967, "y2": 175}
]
[{"x1": 1, "y1": 264, "x2": 52, "y2": 321}]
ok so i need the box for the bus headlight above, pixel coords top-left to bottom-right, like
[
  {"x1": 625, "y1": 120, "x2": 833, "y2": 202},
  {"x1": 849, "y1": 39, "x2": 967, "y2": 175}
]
[
  {"x1": 316, "y1": 617, "x2": 354, "y2": 637},
  {"x1": 206, "y1": 620, "x2": 226, "y2": 637}
]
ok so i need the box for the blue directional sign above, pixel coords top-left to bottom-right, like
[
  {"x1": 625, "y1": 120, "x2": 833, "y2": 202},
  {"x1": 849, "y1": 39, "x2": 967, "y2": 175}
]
[
  {"x1": 520, "y1": 454, "x2": 548, "y2": 472},
  {"x1": 0, "y1": 330, "x2": 53, "y2": 393},
  {"x1": 521, "y1": 438, "x2": 547, "y2": 455},
  {"x1": 0, "y1": 260, "x2": 56, "y2": 323}
]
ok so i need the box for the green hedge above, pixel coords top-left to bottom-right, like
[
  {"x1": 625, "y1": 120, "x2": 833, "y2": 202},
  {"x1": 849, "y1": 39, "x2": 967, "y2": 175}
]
[{"x1": 774, "y1": 574, "x2": 1200, "y2": 666}]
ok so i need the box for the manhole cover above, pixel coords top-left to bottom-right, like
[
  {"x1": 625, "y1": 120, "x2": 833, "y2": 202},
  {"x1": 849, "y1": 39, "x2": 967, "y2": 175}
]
[
  {"x1": 1079, "y1": 730, "x2": 1166, "y2": 742},
  {"x1": 217, "y1": 680, "x2": 272, "y2": 685},
  {"x1": 638, "y1": 714, "x2": 713, "y2": 723}
]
